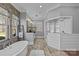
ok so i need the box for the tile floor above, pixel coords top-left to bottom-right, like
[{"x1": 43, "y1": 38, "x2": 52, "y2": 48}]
[{"x1": 26, "y1": 37, "x2": 68, "y2": 56}]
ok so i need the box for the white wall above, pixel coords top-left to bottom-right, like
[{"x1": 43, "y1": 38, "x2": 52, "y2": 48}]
[
  {"x1": 63, "y1": 18, "x2": 72, "y2": 34},
  {"x1": 55, "y1": 17, "x2": 72, "y2": 34},
  {"x1": 61, "y1": 6, "x2": 79, "y2": 34},
  {"x1": 47, "y1": 7, "x2": 61, "y2": 19}
]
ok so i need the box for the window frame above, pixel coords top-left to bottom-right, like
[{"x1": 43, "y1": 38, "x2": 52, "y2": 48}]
[{"x1": 0, "y1": 7, "x2": 9, "y2": 40}]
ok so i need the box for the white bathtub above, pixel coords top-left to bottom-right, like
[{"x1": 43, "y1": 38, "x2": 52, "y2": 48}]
[{"x1": 0, "y1": 41, "x2": 28, "y2": 56}]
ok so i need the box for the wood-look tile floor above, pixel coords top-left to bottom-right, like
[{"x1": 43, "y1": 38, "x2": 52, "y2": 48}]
[{"x1": 26, "y1": 38, "x2": 68, "y2": 56}]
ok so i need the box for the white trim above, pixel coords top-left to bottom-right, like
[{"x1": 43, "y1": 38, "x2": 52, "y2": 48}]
[
  {"x1": 46, "y1": 4, "x2": 79, "y2": 15},
  {"x1": 45, "y1": 4, "x2": 79, "y2": 19},
  {"x1": 46, "y1": 4, "x2": 61, "y2": 14},
  {"x1": 46, "y1": 16, "x2": 73, "y2": 22}
]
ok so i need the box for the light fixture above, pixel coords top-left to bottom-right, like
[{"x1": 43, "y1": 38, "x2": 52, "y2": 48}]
[{"x1": 40, "y1": 5, "x2": 42, "y2": 8}]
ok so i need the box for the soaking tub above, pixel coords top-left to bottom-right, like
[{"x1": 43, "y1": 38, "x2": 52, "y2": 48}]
[{"x1": 0, "y1": 41, "x2": 28, "y2": 56}]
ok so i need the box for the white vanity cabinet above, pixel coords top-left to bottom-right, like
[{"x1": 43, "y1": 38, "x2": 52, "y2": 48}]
[
  {"x1": 45, "y1": 4, "x2": 79, "y2": 51},
  {"x1": 25, "y1": 33, "x2": 35, "y2": 45}
]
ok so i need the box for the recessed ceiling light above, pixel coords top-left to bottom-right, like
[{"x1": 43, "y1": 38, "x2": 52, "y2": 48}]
[{"x1": 40, "y1": 5, "x2": 42, "y2": 8}]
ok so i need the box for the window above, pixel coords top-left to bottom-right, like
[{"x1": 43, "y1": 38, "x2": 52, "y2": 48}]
[
  {"x1": 0, "y1": 7, "x2": 8, "y2": 40},
  {"x1": 27, "y1": 18, "x2": 36, "y2": 33},
  {"x1": 12, "y1": 15, "x2": 18, "y2": 36}
]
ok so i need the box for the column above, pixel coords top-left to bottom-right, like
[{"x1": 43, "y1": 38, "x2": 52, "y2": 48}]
[{"x1": 54, "y1": 21, "x2": 56, "y2": 33}]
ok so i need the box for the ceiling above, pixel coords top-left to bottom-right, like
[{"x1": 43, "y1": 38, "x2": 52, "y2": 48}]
[
  {"x1": 12, "y1": 3, "x2": 60, "y2": 20},
  {"x1": 12, "y1": 3, "x2": 79, "y2": 20}
]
